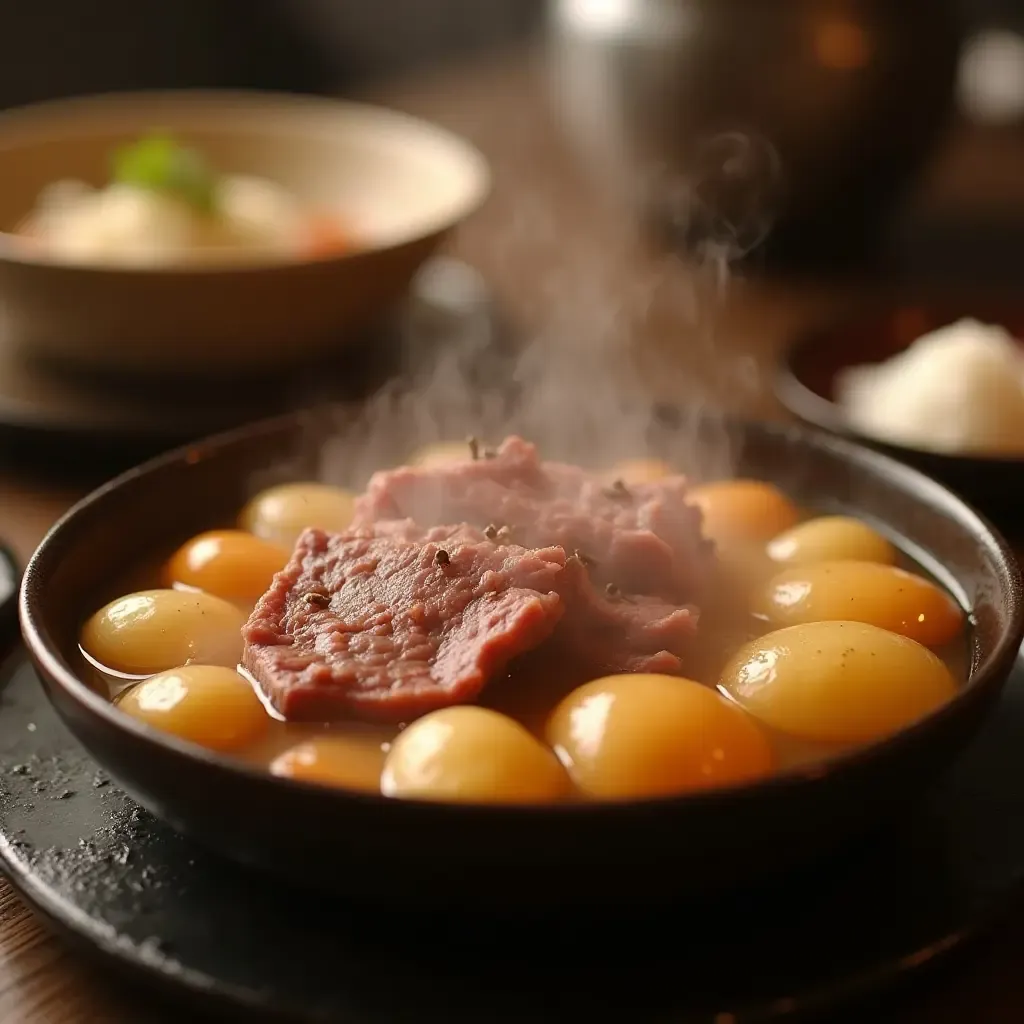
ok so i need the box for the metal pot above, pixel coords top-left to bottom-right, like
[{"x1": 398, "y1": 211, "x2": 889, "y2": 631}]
[{"x1": 548, "y1": 0, "x2": 962, "y2": 267}]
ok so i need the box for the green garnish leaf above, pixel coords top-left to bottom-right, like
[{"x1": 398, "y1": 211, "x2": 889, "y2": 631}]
[{"x1": 111, "y1": 133, "x2": 219, "y2": 214}]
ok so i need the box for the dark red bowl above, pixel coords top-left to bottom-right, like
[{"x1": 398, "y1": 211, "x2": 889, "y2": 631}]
[
  {"x1": 777, "y1": 304, "x2": 1024, "y2": 532},
  {"x1": 17, "y1": 407, "x2": 1024, "y2": 910}
]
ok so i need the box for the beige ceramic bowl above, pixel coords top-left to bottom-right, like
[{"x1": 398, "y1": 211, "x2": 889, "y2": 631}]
[{"x1": 0, "y1": 91, "x2": 490, "y2": 374}]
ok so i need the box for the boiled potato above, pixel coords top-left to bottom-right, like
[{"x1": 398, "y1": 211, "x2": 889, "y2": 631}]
[
  {"x1": 758, "y1": 560, "x2": 963, "y2": 647},
  {"x1": 720, "y1": 621, "x2": 957, "y2": 744},
  {"x1": 546, "y1": 674, "x2": 773, "y2": 800},
  {"x1": 118, "y1": 665, "x2": 268, "y2": 752},
  {"x1": 271, "y1": 735, "x2": 388, "y2": 793},
  {"x1": 606, "y1": 457, "x2": 674, "y2": 485},
  {"x1": 689, "y1": 479, "x2": 800, "y2": 545},
  {"x1": 239, "y1": 482, "x2": 355, "y2": 547},
  {"x1": 767, "y1": 516, "x2": 896, "y2": 567},
  {"x1": 165, "y1": 529, "x2": 289, "y2": 604},
  {"x1": 410, "y1": 441, "x2": 473, "y2": 468},
  {"x1": 381, "y1": 706, "x2": 570, "y2": 804},
  {"x1": 81, "y1": 589, "x2": 246, "y2": 675}
]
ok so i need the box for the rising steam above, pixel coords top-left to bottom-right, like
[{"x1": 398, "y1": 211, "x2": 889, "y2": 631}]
[{"x1": 315, "y1": 131, "x2": 781, "y2": 488}]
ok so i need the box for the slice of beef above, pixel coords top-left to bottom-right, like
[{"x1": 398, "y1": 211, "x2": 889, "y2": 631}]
[
  {"x1": 553, "y1": 559, "x2": 696, "y2": 676},
  {"x1": 345, "y1": 522, "x2": 697, "y2": 675},
  {"x1": 243, "y1": 527, "x2": 565, "y2": 722},
  {"x1": 353, "y1": 435, "x2": 709, "y2": 600}
]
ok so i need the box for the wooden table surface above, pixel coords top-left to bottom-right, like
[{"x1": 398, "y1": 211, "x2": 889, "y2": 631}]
[{"x1": 2, "y1": 46, "x2": 1024, "y2": 1023}]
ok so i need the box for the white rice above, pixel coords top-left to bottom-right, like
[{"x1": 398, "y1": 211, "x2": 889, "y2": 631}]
[{"x1": 835, "y1": 318, "x2": 1024, "y2": 455}]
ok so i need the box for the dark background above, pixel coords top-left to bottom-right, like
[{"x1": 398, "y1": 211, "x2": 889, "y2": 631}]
[
  {"x1": 0, "y1": 1, "x2": 546, "y2": 104},
  {"x1": 0, "y1": 0, "x2": 1015, "y2": 103},
  {"x1": 2, "y1": 0, "x2": 1023, "y2": 287}
]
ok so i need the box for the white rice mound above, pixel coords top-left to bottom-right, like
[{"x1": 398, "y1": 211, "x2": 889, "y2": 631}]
[{"x1": 836, "y1": 318, "x2": 1024, "y2": 456}]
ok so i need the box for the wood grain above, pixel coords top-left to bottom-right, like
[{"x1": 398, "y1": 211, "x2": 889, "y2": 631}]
[{"x1": 0, "y1": 43, "x2": 1023, "y2": 1023}]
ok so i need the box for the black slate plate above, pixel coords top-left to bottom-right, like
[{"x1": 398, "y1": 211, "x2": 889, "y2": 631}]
[{"x1": 3, "y1": 644, "x2": 1024, "y2": 1023}]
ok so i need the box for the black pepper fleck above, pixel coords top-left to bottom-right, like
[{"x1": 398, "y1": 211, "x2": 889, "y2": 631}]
[
  {"x1": 603, "y1": 479, "x2": 631, "y2": 500},
  {"x1": 468, "y1": 436, "x2": 497, "y2": 459}
]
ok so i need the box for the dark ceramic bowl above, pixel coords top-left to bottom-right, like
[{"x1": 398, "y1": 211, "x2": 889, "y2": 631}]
[
  {"x1": 777, "y1": 305, "x2": 1024, "y2": 532},
  {"x1": 18, "y1": 408, "x2": 1024, "y2": 910}
]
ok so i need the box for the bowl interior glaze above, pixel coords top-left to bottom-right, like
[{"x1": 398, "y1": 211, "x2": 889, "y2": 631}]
[{"x1": 0, "y1": 91, "x2": 488, "y2": 259}]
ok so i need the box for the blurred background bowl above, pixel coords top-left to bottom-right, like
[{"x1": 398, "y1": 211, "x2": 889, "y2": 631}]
[
  {"x1": 776, "y1": 303, "x2": 1024, "y2": 530},
  {"x1": 0, "y1": 90, "x2": 490, "y2": 375},
  {"x1": 548, "y1": 0, "x2": 962, "y2": 268}
]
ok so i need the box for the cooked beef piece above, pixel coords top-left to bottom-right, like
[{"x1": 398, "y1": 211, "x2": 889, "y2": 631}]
[
  {"x1": 356, "y1": 521, "x2": 699, "y2": 668},
  {"x1": 244, "y1": 437, "x2": 710, "y2": 723},
  {"x1": 243, "y1": 526, "x2": 565, "y2": 722},
  {"x1": 627, "y1": 650, "x2": 686, "y2": 674},
  {"x1": 554, "y1": 559, "x2": 696, "y2": 676},
  {"x1": 353, "y1": 435, "x2": 709, "y2": 599}
]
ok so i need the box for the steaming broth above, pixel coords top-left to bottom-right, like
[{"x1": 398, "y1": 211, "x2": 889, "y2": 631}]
[{"x1": 78, "y1": 463, "x2": 968, "y2": 804}]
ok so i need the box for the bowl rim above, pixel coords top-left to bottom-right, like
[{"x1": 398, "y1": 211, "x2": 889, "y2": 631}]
[
  {"x1": 776, "y1": 327, "x2": 1024, "y2": 466},
  {"x1": 0, "y1": 88, "x2": 491, "y2": 275},
  {"x1": 18, "y1": 409, "x2": 1024, "y2": 818}
]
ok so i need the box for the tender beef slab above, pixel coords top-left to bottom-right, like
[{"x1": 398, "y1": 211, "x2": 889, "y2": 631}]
[
  {"x1": 555, "y1": 559, "x2": 697, "y2": 676},
  {"x1": 243, "y1": 526, "x2": 565, "y2": 722},
  {"x1": 353, "y1": 436, "x2": 709, "y2": 599},
  {"x1": 245, "y1": 438, "x2": 708, "y2": 722}
]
